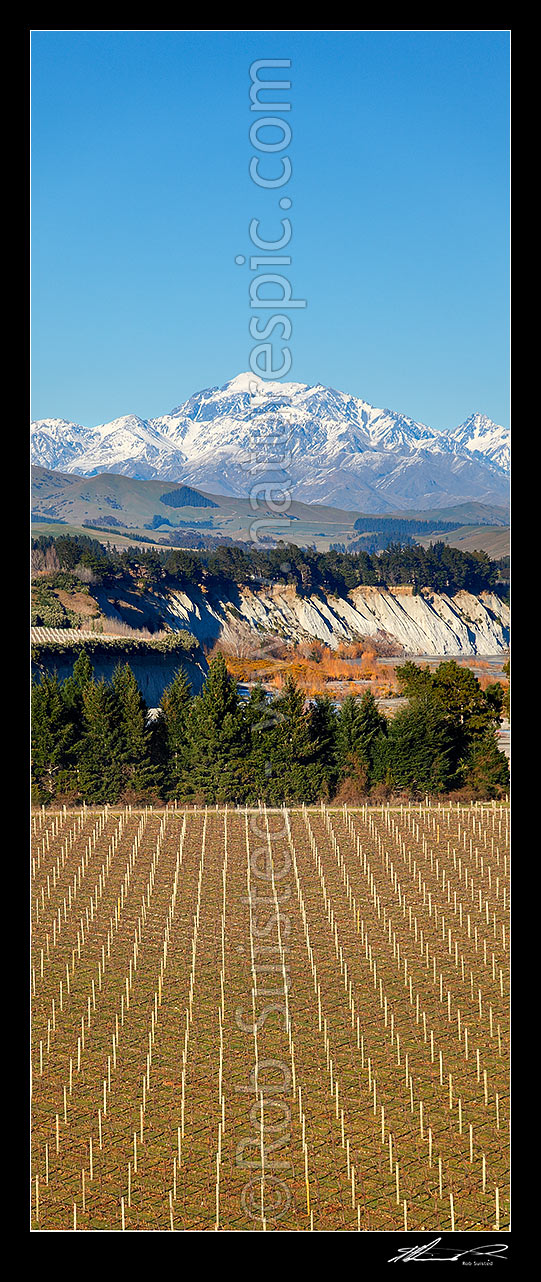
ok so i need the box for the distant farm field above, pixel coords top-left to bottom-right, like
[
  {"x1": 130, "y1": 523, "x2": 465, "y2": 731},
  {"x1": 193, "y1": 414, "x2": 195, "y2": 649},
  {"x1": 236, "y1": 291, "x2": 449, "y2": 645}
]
[{"x1": 31, "y1": 803, "x2": 509, "y2": 1231}]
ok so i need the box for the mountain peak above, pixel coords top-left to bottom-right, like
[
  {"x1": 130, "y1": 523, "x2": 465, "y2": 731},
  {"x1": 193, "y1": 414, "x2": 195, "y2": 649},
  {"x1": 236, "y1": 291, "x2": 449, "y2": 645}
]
[
  {"x1": 222, "y1": 372, "x2": 265, "y2": 394},
  {"x1": 219, "y1": 372, "x2": 309, "y2": 399},
  {"x1": 30, "y1": 376, "x2": 510, "y2": 510},
  {"x1": 447, "y1": 413, "x2": 509, "y2": 474}
]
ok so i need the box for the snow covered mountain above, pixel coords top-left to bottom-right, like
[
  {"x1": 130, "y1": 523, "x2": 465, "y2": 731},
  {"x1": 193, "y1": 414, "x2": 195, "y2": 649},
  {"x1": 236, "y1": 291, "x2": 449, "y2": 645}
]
[
  {"x1": 31, "y1": 375, "x2": 510, "y2": 513},
  {"x1": 446, "y1": 413, "x2": 510, "y2": 474}
]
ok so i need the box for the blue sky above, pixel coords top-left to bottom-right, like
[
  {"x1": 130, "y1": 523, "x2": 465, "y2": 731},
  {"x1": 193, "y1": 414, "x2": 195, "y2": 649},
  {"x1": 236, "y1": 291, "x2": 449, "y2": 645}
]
[{"x1": 31, "y1": 30, "x2": 510, "y2": 430}]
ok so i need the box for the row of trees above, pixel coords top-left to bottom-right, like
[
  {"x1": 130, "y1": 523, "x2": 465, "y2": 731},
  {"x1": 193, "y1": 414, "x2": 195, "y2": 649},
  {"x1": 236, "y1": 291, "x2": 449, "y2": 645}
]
[
  {"x1": 31, "y1": 652, "x2": 509, "y2": 806},
  {"x1": 32, "y1": 532, "x2": 501, "y2": 598}
]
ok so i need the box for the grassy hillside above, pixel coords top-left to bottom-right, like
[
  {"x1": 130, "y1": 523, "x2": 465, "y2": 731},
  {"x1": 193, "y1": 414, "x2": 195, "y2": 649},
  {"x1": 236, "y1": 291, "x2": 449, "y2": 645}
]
[
  {"x1": 32, "y1": 467, "x2": 509, "y2": 556},
  {"x1": 416, "y1": 524, "x2": 509, "y2": 559},
  {"x1": 390, "y1": 500, "x2": 509, "y2": 525}
]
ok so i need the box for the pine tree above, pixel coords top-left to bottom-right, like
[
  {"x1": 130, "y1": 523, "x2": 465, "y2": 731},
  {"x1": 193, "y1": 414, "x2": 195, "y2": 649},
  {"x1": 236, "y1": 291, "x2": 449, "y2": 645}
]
[
  {"x1": 61, "y1": 650, "x2": 95, "y2": 763},
  {"x1": 336, "y1": 691, "x2": 387, "y2": 788},
  {"x1": 111, "y1": 662, "x2": 159, "y2": 799},
  {"x1": 336, "y1": 694, "x2": 362, "y2": 764},
  {"x1": 308, "y1": 695, "x2": 339, "y2": 799},
  {"x1": 375, "y1": 698, "x2": 454, "y2": 796},
  {"x1": 356, "y1": 691, "x2": 388, "y2": 767},
  {"x1": 396, "y1": 659, "x2": 501, "y2": 789},
  {"x1": 265, "y1": 676, "x2": 320, "y2": 804},
  {"x1": 31, "y1": 672, "x2": 76, "y2": 803},
  {"x1": 78, "y1": 678, "x2": 124, "y2": 803},
  {"x1": 71, "y1": 648, "x2": 94, "y2": 693},
  {"x1": 431, "y1": 661, "x2": 498, "y2": 769},
  {"x1": 186, "y1": 653, "x2": 248, "y2": 803},
  {"x1": 463, "y1": 730, "x2": 509, "y2": 798},
  {"x1": 244, "y1": 682, "x2": 274, "y2": 804},
  {"x1": 158, "y1": 666, "x2": 193, "y2": 800}
]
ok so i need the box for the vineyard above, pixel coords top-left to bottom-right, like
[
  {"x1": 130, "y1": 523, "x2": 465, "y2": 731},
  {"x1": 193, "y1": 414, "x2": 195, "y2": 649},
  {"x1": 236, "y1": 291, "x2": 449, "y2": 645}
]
[{"x1": 31, "y1": 801, "x2": 509, "y2": 1231}]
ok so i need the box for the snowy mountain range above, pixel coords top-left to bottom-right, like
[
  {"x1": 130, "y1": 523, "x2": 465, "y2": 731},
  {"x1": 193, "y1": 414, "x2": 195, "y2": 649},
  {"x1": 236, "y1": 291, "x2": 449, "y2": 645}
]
[{"x1": 31, "y1": 374, "x2": 510, "y2": 513}]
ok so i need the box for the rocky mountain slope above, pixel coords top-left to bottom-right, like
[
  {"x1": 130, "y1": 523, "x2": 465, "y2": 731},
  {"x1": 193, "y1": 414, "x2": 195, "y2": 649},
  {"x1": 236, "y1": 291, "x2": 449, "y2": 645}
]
[
  {"x1": 31, "y1": 374, "x2": 510, "y2": 513},
  {"x1": 160, "y1": 582, "x2": 509, "y2": 657}
]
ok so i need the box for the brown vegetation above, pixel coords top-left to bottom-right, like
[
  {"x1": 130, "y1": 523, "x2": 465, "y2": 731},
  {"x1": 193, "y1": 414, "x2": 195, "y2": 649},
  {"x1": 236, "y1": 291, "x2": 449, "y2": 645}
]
[
  {"x1": 206, "y1": 635, "x2": 399, "y2": 700},
  {"x1": 56, "y1": 590, "x2": 99, "y2": 618},
  {"x1": 31, "y1": 544, "x2": 61, "y2": 575}
]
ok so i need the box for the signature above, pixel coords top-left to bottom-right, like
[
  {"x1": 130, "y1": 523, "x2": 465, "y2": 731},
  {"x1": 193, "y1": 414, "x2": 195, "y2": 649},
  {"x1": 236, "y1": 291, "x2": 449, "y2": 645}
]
[{"x1": 388, "y1": 1238, "x2": 508, "y2": 1263}]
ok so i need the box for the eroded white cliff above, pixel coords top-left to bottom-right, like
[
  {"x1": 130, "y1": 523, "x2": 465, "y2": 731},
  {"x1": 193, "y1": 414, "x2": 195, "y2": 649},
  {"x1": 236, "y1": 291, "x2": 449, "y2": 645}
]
[{"x1": 162, "y1": 583, "x2": 509, "y2": 656}]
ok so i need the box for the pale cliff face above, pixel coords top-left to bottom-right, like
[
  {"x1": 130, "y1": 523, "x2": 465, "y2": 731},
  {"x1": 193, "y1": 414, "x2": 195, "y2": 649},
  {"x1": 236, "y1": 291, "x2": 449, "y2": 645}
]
[{"x1": 162, "y1": 584, "x2": 509, "y2": 657}]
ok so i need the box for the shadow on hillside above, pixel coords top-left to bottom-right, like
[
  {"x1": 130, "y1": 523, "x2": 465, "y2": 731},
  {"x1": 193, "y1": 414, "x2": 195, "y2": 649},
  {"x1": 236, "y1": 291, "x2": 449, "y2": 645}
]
[{"x1": 93, "y1": 586, "x2": 170, "y2": 633}]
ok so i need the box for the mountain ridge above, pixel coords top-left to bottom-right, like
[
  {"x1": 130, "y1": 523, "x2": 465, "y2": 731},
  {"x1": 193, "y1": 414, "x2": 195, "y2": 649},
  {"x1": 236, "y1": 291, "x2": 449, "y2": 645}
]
[{"x1": 31, "y1": 374, "x2": 510, "y2": 513}]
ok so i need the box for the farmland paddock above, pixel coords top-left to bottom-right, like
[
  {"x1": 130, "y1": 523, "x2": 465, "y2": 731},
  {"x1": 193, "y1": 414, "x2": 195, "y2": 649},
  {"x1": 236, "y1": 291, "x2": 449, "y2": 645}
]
[{"x1": 31, "y1": 801, "x2": 509, "y2": 1231}]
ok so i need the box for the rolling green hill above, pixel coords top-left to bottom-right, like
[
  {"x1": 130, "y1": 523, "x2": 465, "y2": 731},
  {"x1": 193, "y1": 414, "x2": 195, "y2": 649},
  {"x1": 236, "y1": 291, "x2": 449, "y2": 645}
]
[{"x1": 31, "y1": 466, "x2": 509, "y2": 558}]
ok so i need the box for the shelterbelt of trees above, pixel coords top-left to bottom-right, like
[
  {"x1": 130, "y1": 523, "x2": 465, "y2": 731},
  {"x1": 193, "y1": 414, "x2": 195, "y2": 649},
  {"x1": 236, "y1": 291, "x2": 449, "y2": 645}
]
[
  {"x1": 31, "y1": 650, "x2": 509, "y2": 807},
  {"x1": 32, "y1": 532, "x2": 504, "y2": 598}
]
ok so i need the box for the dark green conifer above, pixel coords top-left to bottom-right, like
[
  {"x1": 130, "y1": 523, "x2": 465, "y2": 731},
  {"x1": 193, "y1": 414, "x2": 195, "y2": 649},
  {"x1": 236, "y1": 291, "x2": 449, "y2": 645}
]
[
  {"x1": 31, "y1": 672, "x2": 75, "y2": 802},
  {"x1": 374, "y1": 698, "x2": 454, "y2": 795},
  {"x1": 186, "y1": 653, "x2": 248, "y2": 803},
  {"x1": 265, "y1": 676, "x2": 320, "y2": 804},
  {"x1": 111, "y1": 662, "x2": 158, "y2": 798},
  {"x1": 244, "y1": 682, "x2": 274, "y2": 804},
  {"x1": 463, "y1": 729, "x2": 509, "y2": 797},
  {"x1": 78, "y1": 678, "x2": 124, "y2": 803},
  {"x1": 158, "y1": 667, "x2": 193, "y2": 800},
  {"x1": 309, "y1": 694, "x2": 339, "y2": 798},
  {"x1": 336, "y1": 691, "x2": 387, "y2": 786},
  {"x1": 61, "y1": 650, "x2": 94, "y2": 751}
]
